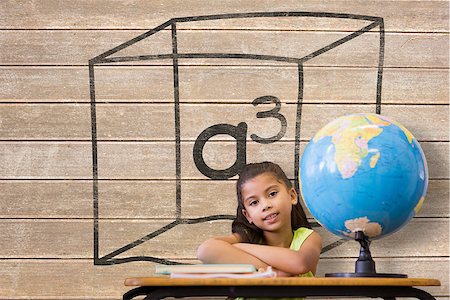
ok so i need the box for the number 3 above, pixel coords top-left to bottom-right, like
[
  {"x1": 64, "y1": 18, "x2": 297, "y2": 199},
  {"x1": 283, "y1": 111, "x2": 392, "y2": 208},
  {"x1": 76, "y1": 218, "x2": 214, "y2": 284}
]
[{"x1": 250, "y1": 95, "x2": 287, "y2": 144}]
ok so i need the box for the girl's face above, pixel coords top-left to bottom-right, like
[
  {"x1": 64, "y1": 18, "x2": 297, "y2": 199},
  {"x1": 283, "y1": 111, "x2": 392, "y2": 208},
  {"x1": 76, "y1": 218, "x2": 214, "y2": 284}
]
[{"x1": 240, "y1": 172, "x2": 298, "y2": 232}]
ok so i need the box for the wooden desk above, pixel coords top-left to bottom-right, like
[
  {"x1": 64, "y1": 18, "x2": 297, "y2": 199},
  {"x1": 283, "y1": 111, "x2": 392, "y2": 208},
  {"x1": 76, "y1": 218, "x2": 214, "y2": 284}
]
[{"x1": 123, "y1": 277, "x2": 441, "y2": 299}]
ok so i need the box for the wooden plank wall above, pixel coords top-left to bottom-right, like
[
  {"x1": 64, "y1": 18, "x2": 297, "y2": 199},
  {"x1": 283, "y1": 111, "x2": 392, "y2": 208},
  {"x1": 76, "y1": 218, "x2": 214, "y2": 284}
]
[{"x1": 0, "y1": 1, "x2": 448, "y2": 299}]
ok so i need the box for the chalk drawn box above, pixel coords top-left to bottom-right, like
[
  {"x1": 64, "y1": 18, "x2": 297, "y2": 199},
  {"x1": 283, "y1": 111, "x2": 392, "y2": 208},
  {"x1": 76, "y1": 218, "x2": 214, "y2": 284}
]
[{"x1": 89, "y1": 12, "x2": 384, "y2": 265}]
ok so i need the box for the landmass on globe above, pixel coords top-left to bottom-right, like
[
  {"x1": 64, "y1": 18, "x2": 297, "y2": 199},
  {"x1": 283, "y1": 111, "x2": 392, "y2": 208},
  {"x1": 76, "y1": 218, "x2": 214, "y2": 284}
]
[
  {"x1": 340, "y1": 216, "x2": 382, "y2": 239},
  {"x1": 340, "y1": 198, "x2": 424, "y2": 238},
  {"x1": 312, "y1": 114, "x2": 414, "y2": 179}
]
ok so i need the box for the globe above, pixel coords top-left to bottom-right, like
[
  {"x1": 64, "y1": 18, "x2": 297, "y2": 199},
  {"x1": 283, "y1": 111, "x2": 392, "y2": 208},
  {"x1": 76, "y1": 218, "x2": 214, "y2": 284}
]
[{"x1": 299, "y1": 113, "x2": 428, "y2": 241}]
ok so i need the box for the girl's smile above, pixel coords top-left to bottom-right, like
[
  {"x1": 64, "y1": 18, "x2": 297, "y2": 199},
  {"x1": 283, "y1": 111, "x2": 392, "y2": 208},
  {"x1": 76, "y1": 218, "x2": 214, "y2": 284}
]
[{"x1": 263, "y1": 212, "x2": 279, "y2": 225}]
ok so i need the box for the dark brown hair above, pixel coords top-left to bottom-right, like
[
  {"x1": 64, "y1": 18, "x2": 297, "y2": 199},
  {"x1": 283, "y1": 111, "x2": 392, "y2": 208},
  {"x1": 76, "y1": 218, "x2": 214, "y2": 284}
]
[{"x1": 231, "y1": 161, "x2": 311, "y2": 244}]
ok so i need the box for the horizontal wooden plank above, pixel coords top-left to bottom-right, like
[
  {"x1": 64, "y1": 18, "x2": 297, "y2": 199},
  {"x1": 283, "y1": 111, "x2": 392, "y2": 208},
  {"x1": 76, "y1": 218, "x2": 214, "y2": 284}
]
[
  {"x1": 1, "y1": 30, "x2": 447, "y2": 68},
  {"x1": 0, "y1": 0, "x2": 447, "y2": 32},
  {"x1": 0, "y1": 180, "x2": 177, "y2": 219},
  {"x1": 0, "y1": 104, "x2": 92, "y2": 140},
  {"x1": 422, "y1": 142, "x2": 450, "y2": 179},
  {"x1": 381, "y1": 105, "x2": 449, "y2": 141},
  {"x1": 1, "y1": 103, "x2": 447, "y2": 141},
  {"x1": 0, "y1": 141, "x2": 447, "y2": 179},
  {"x1": 1, "y1": 179, "x2": 446, "y2": 219},
  {"x1": 0, "y1": 219, "x2": 447, "y2": 259},
  {"x1": 0, "y1": 142, "x2": 92, "y2": 179},
  {"x1": 1, "y1": 66, "x2": 447, "y2": 104},
  {"x1": 0, "y1": 258, "x2": 447, "y2": 299},
  {"x1": 382, "y1": 68, "x2": 449, "y2": 105}
]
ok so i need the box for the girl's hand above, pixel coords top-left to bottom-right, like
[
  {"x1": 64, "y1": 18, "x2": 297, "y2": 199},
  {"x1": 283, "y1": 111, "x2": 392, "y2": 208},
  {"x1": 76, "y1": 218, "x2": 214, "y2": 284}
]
[{"x1": 256, "y1": 266, "x2": 292, "y2": 277}]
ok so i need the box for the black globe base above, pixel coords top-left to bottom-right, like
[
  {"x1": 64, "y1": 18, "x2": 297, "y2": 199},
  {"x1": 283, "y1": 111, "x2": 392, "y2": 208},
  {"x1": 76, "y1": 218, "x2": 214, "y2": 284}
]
[
  {"x1": 325, "y1": 231, "x2": 408, "y2": 278},
  {"x1": 325, "y1": 272, "x2": 407, "y2": 278}
]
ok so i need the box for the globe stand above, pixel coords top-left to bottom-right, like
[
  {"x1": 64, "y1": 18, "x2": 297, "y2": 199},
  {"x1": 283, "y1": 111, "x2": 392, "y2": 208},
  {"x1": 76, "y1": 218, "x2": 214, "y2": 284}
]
[{"x1": 325, "y1": 231, "x2": 407, "y2": 278}]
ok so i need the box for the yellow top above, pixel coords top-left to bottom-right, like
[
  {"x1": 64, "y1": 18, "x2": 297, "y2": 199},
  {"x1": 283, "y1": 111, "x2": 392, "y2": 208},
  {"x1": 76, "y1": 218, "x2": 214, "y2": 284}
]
[{"x1": 289, "y1": 227, "x2": 314, "y2": 278}]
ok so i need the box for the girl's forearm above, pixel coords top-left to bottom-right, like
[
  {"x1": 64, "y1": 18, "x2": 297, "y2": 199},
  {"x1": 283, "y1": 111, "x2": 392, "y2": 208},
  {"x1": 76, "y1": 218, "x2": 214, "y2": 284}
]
[
  {"x1": 197, "y1": 239, "x2": 269, "y2": 269},
  {"x1": 234, "y1": 243, "x2": 311, "y2": 275}
]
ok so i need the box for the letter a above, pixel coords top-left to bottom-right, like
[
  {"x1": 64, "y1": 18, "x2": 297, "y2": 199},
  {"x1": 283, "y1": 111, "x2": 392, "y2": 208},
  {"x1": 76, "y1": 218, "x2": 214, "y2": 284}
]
[{"x1": 193, "y1": 122, "x2": 247, "y2": 179}]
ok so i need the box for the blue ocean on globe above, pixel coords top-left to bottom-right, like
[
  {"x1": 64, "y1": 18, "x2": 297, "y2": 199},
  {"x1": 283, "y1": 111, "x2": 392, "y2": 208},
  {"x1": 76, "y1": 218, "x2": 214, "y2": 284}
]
[{"x1": 299, "y1": 113, "x2": 428, "y2": 240}]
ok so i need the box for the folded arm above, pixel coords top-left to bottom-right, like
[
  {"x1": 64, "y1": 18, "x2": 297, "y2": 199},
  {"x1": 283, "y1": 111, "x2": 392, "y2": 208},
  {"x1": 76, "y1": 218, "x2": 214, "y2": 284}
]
[
  {"x1": 196, "y1": 234, "x2": 269, "y2": 270},
  {"x1": 233, "y1": 231, "x2": 322, "y2": 275}
]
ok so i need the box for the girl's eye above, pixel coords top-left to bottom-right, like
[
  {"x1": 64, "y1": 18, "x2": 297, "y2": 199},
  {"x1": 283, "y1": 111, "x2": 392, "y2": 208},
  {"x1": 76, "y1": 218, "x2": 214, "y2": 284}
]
[
  {"x1": 249, "y1": 200, "x2": 258, "y2": 206},
  {"x1": 269, "y1": 191, "x2": 278, "y2": 197}
]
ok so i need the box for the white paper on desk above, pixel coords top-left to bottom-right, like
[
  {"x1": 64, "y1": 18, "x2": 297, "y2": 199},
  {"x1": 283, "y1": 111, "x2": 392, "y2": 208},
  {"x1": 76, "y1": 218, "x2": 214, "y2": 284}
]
[{"x1": 170, "y1": 266, "x2": 277, "y2": 279}]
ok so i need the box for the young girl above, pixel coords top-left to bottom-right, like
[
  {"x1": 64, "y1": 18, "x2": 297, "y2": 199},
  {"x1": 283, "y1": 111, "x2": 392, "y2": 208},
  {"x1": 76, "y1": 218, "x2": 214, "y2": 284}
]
[{"x1": 197, "y1": 161, "x2": 322, "y2": 278}]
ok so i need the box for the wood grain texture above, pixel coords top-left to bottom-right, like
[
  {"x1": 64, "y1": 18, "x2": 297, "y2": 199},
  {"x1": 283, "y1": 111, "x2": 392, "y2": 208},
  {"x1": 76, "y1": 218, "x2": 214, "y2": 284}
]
[
  {"x1": 1, "y1": 67, "x2": 448, "y2": 104},
  {"x1": 1, "y1": 179, "x2": 447, "y2": 219},
  {"x1": 124, "y1": 277, "x2": 442, "y2": 287},
  {"x1": 1, "y1": 30, "x2": 448, "y2": 68},
  {"x1": 0, "y1": 219, "x2": 447, "y2": 259},
  {"x1": 0, "y1": 142, "x2": 92, "y2": 179},
  {"x1": 0, "y1": 141, "x2": 447, "y2": 179},
  {"x1": 0, "y1": 0, "x2": 447, "y2": 32},
  {"x1": 0, "y1": 0, "x2": 448, "y2": 299},
  {"x1": 1, "y1": 104, "x2": 447, "y2": 141}
]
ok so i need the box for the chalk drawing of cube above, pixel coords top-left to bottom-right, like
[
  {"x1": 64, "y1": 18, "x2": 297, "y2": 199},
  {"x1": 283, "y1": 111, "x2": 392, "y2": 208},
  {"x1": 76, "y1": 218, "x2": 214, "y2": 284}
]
[{"x1": 89, "y1": 12, "x2": 384, "y2": 265}]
